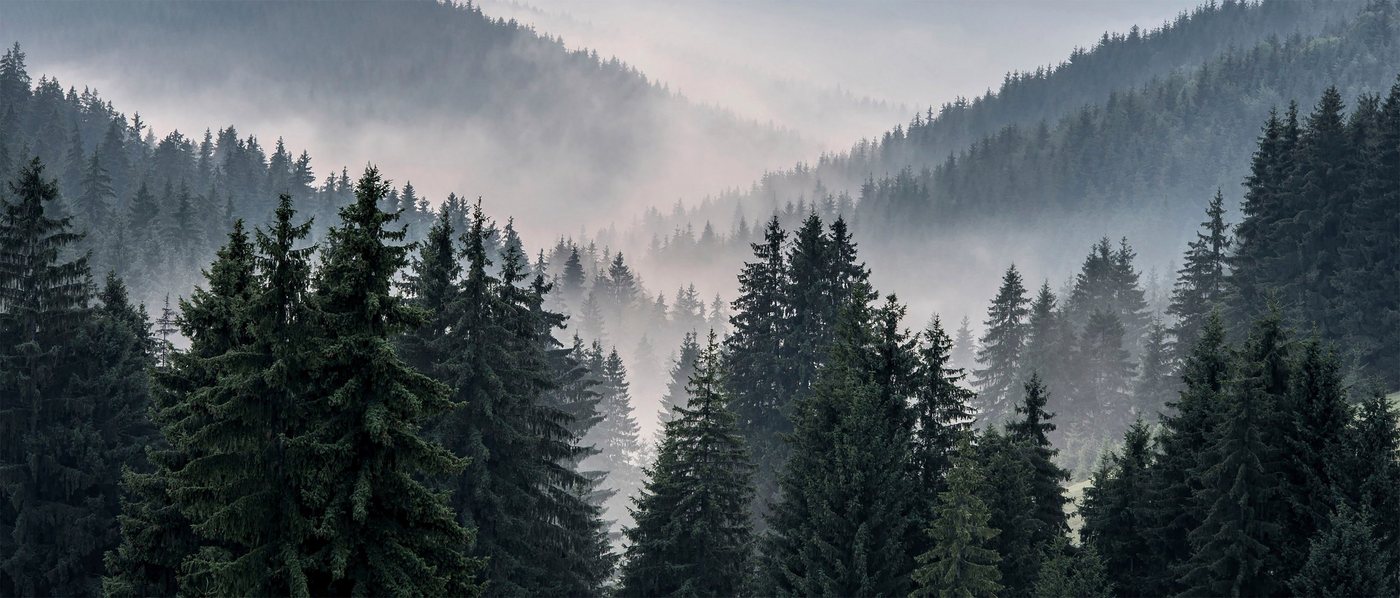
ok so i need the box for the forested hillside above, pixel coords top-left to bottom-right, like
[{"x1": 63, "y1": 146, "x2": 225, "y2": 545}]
[
  {"x1": 0, "y1": 0, "x2": 809, "y2": 229},
  {"x1": 2, "y1": 81, "x2": 1395, "y2": 592},
  {"x1": 632, "y1": 0, "x2": 1397, "y2": 317}
]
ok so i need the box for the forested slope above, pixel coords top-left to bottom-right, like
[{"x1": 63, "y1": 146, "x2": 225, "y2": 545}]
[{"x1": 0, "y1": 0, "x2": 809, "y2": 228}]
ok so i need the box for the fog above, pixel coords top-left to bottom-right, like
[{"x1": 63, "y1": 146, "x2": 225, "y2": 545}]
[{"x1": 0, "y1": 0, "x2": 1248, "y2": 437}]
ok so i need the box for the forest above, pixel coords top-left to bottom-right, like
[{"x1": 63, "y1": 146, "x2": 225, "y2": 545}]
[{"x1": 1, "y1": 1, "x2": 1398, "y2": 597}]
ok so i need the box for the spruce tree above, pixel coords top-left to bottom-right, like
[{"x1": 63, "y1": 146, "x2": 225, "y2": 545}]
[
  {"x1": 172, "y1": 195, "x2": 318, "y2": 596},
  {"x1": 302, "y1": 168, "x2": 480, "y2": 596},
  {"x1": 725, "y1": 216, "x2": 789, "y2": 527},
  {"x1": 974, "y1": 430, "x2": 1041, "y2": 597},
  {"x1": 1169, "y1": 189, "x2": 1230, "y2": 361},
  {"x1": 1145, "y1": 311, "x2": 1229, "y2": 595},
  {"x1": 618, "y1": 332, "x2": 754, "y2": 598},
  {"x1": 1079, "y1": 420, "x2": 1153, "y2": 597},
  {"x1": 763, "y1": 300, "x2": 915, "y2": 597},
  {"x1": 1339, "y1": 389, "x2": 1400, "y2": 582},
  {"x1": 1288, "y1": 506, "x2": 1395, "y2": 598},
  {"x1": 658, "y1": 331, "x2": 700, "y2": 424},
  {"x1": 104, "y1": 223, "x2": 257, "y2": 598},
  {"x1": 1179, "y1": 309, "x2": 1291, "y2": 597},
  {"x1": 0, "y1": 158, "x2": 130, "y2": 598},
  {"x1": 1134, "y1": 318, "x2": 1175, "y2": 417},
  {"x1": 974, "y1": 264, "x2": 1029, "y2": 423},
  {"x1": 1275, "y1": 339, "x2": 1351, "y2": 574},
  {"x1": 911, "y1": 437, "x2": 1002, "y2": 598},
  {"x1": 1005, "y1": 374, "x2": 1070, "y2": 549},
  {"x1": 1033, "y1": 537, "x2": 1111, "y2": 598},
  {"x1": 909, "y1": 315, "x2": 976, "y2": 541},
  {"x1": 583, "y1": 347, "x2": 644, "y2": 536}
]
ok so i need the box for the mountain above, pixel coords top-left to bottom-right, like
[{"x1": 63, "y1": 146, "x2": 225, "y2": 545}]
[
  {"x1": 629, "y1": 0, "x2": 1398, "y2": 322},
  {"x1": 0, "y1": 0, "x2": 811, "y2": 232}
]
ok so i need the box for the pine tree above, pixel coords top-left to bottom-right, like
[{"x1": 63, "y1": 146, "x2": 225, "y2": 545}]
[
  {"x1": 725, "y1": 216, "x2": 789, "y2": 528},
  {"x1": 1169, "y1": 189, "x2": 1230, "y2": 361},
  {"x1": 909, "y1": 315, "x2": 976, "y2": 537},
  {"x1": 763, "y1": 300, "x2": 915, "y2": 597},
  {"x1": 0, "y1": 158, "x2": 124, "y2": 598},
  {"x1": 911, "y1": 437, "x2": 1002, "y2": 598},
  {"x1": 104, "y1": 223, "x2": 257, "y2": 598},
  {"x1": 1145, "y1": 311, "x2": 1229, "y2": 595},
  {"x1": 1339, "y1": 389, "x2": 1400, "y2": 582},
  {"x1": 171, "y1": 195, "x2": 318, "y2": 596},
  {"x1": 1135, "y1": 318, "x2": 1175, "y2": 417},
  {"x1": 974, "y1": 429, "x2": 1041, "y2": 597},
  {"x1": 1006, "y1": 374, "x2": 1070, "y2": 550},
  {"x1": 302, "y1": 168, "x2": 480, "y2": 596},
  {"x1": 1288, "y1": 505, "x2": 1395, "y2": 598},
  {"x1": 658, "y1": 331, "x2": 700, "y2": 424},
  {"x1": 974, "y1": 265, "x2": 1029, "y2": 423},
  {"x1": 1033, "y1": 537, "x2": 1111, "y2": 598},
  {"x1": 584, "y1": 347, "x2": 645, "y2": 537},
  {"x1": 1180, "y1": 309, "x2": 1291, "y2": 597},
  {"x1": 1079, "y1": 420, "x2": 1153, "y2": 597},
  {"x1": 618, "y1": 332, "x2": 754, "y2": 597}
]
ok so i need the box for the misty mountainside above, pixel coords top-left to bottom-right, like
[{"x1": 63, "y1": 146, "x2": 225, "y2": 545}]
[
  {"x1": 0, "y1": 0, "x2": 811, "y2": 230},
  {"x1": 633, "y1": 0, "x2": 1398, "y2": 306}
]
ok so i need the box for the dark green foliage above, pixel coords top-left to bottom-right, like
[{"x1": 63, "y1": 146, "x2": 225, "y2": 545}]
[
  {"x1": 1005, "y1": 374, "x2": 1070, "y2": 548},
  {"x1": 911, "y1": 437, "x2": 1002, "y2": 598},
  {"x1": 1289, "y1": 505, "x2": 1395, "y2": 598},
  {"x1": 1145, "y1": 312, "x2": 1229, "y2": 595},
  {"x1": 302, "y1": 168, "x2": 480, "y2": 596},
  {"x1": 973, "y1": 265, "x2": 1028, "y2": 423},
  {"x1": 1169, "y1": 190, "x2": 1230, "y2": 361},
  {"x1": 725, "y1": 216, "x2": 789, "y2": 527},
  {"x1": 973, "y1": 430, "x2": 1042, "y2": 597},
  {"x1": 1180, "y1": 309, "x2": 1291, "y2": 597},
  {"x1": 1339, "y1": 390, "x2": 1400, "y2": 582},
  {"x1": 618, "y1": 332, "x2": 754, "y2": 597},
  {"x1": 0, "y1": 159, "x2": 154, "y2": 597},
  {"x1": 910, "y1": 316, "x2": 976, "y2": 504},
  {"x1": 763, "y1": 298, "x2": 915, "y2": 597},
  {"x1": 658, "y1": 331, "x2": 700, "y2": 423},
  {"x1": 1079, "y1": 420, "x2": 1154, "y2": 597},
  {"x1": 1034, "y1": 537, "x2": 1111, "y2": 598}
]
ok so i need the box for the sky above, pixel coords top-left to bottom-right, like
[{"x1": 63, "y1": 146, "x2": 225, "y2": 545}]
[{"x1": 481, "y1": 0, "x2": 1204, "y2": 149}]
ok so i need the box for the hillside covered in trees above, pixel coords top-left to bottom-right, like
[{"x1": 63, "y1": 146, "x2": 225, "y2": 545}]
[
  {"x1": 0, "y1": 0, "x2": 810, "y2": 230},
  {"x1": 1, "y1": 1, "x2": 1398, "y2": 597}
]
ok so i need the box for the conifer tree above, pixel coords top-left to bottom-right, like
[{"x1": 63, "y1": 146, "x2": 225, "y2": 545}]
[
  {"x1": 398, "y1": 206, "x2": 459, "y2": 377},
  {"x1": 909, "y1": 315, "x2": 976, "y2": 537},
  {"x1": 0, "y1": 158, "x2": 138, "y2": 598},
  {"x1": 302, "y1": 168, "x2": 480, "y2": 596},
  {"x1": 1339, "y1": 389, "x2": 1400, "y2": 582},
  {"x1": 658, "y1": 331, "x2": 700, "y2": 424},
  {"x1": 1145, "y1": 311, "x2": 1229, "y2": 595},
  {"x1": 618, "y1": 332, "x2": 754, "y2": 597},
  {"x1": 1075, "y1": 310, "x2": 1135, "y2": 430},
  {"x1": 1005, "y1": 374, "x2": 1070, "y2": 548},
  {"x1": 951, "y1": 315, "x2": 976, "y2": 373},
  {"x1": 1079, "y1": 420, "x2": 1153, "y2": 597},
  {"x1": 584, "y1": 347, "x2": 645, "y2": 536},
  {"x1": 104, "y1": 223, "x2": 257, "y2": 598},
  {"x1": 1134, "y1": 318, "x2": 1175, "y2": 417},
  {"x1": 1021, "y1": 282, "x2": 1071, "y2": 398},
  {"x1": 1033, "y1": 537, "x2": 1111, "y2": 598},
  {"x1": 725, "y1": 216, "x2": 789, "y2": 526},
  {"x1": 172, "y1": 195, "x2": 318, "y2": 596},
  {"x1": 763, "y1": 300, "x2": 915, "y2": 597},
  {"x1": 1288, "y1": 505, "x2": 1394, "y2": 598},
  {"x1": 1180, "y1": 309, "x2": 1291, "y2": 597},
  {"x1": 974, "y1": 429, "x2": 1041, "y2": 597},
  {"x1": 1168, "y1": 190, "x2": 1230, "y2": 361},
  {"x1": 911, "y1": 437, "x2": 1002, "y2": 598},
  {"x1": 974, "y1": 264, "x2": 1029, "y2": 423}
]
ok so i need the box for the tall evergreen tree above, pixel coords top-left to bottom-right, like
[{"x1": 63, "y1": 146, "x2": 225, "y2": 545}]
[
  {"x1": 974, "y1": 429, "x2": 1041, "y2": 597},
  {"x1": 618, "y1": 332, "x2": 754, "y2": 598},
  {"x1": 583, "y1": 347, "x2": 644, "y2": 536},
  {"x1": 658, "y1": 331, "x2": 700, "y2": 424},
  {"x1": 301, "y1": 168, "x2": 480, "y2": 596},
  {"x1": 1004, "y1": 374, "x2": 1070, "y2": 551},
  {"x1": 763, "y1": 299, "x2": 915, "y2": 597},
  {"x1": 725, "y1": 216, "x2": 789, "y2": 527},
  {"x1": 909, "y1": 315, "x2": 976, "y2": 540},
  {"x1": 1135, "y1": 318, "x2": 1175, "y2": 417},
  {"x1": 0, "y1": 158, "x2": 138, "y2": 598},
  {"x1": 1169, "y1": 189, "x2": 1230, "y2": 361},
  {"x1": 1079, "y1": 420, "x2": 1154, "y2": 597},
  {"x1": 911, "y1": 436, "x2": 1002, "y2": 598},
  {"x1": 1180, "y1": 309, "x2": 1291, "y2": 597},
  {"x1": 974, "y1": 264, "x2": 1029, "y2": 423},
  {"x1": 1289, "y1": 505, "x2": 1395, "y2": 598}
]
